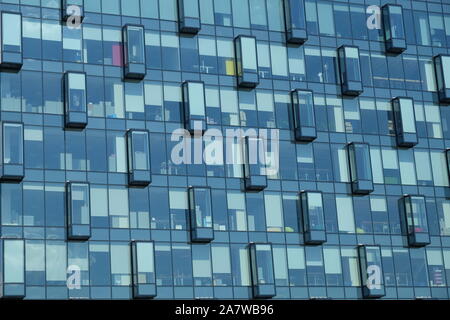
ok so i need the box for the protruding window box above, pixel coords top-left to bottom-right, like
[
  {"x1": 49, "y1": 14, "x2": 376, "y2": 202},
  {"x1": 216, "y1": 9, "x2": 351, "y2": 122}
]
[
  {"x1": 434, "y1": 55, "x2": 450, "y2": 103},
  {"x1": 62, "y1": 0, "x2": 84, "y2": 23},
  {"x1": 292, "y1": 89, "x2": 316, "y2": 142},
  {"x1": 0, "y1": 12, "x2": 22, "y2": 71},
  {"x1": 188, "y1": 187, "x2": 214, "y2": 242},
  {"x1": 64, "y1": 72, "x2": 87, "y2": 129},
  {"x1": 67, "y1": 182, "x2": 91, "y2": 240},
  {"x1": 300, "y1": 191, "x2": 326, "y2": 245},
  {"x1": 131, "y1": 241, "x2": 157, "y2": 299},
  {"x1": 358, "y1": 245, "x2": 385, "y2": 299},
  {"x1": 283, "y1": 0, "x2": 308, "y2": 45},
  {"x1": 123, "y1": 25, "x2": 146, "y2": 80},
  {"x1": 235, "y1": 36, "x2": 259, "y2": 88},
  {"x1": 401, "y1": 195, "x2": 430, "y2": 247},
  {"x1": 249, "y1": 243, "x2": 276, "y2": 299},
  {"x1": 347, "y1": 142, "x2": 374, "y2": 195},
  {"x1": 127, "y1": 130, "x2": 151, "y2": 187},
  {"x1": 382, "y1": 4, "x2": 406, "y2": 54},
  {"x1": 0, "y1": 122, "x2": 24, "y2": 182},
  {"x1": 392, "y1": 97, "x2": 417, "y2": 148},
  {"x1": 242, "y1": 136, "x2": 267, "y2": 192},
  {"x1": 178, "y1": 0, "x2": 201, "y2": 34},
  {"x1": 338, "y1": 46, "x2": 363, "y2": 96},
  {"x1": 182, "y1": 81, "x2": 207, "y2": 134},
  {"x1": 0, "y1": 240, "x2": 25, "y2": 299}
]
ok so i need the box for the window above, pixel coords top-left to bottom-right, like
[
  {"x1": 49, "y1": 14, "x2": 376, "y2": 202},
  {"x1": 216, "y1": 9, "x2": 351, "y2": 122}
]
[
  {"x1": 392, "y1": 97, "x2": 417, "y2": 148},
  {"x1": 126, "y1": 130, "x2": 151, "y2": 187},
  {"x1": 110, "y1": 243, "x2": 131, "y2": 286},
  {"x1": 123, "y1": 25, "x2": 146, "y2": 80},
  {"x1": 178, "y1": 0, "x2": 201, "y2": 34},
  {"x1": 338, "y1": 46, "x2": 363, "y2": 96},
  {"x1": 182, "y1": 81, "x2": 206, "y2": 133},
  {"x1": 292, "y1": 89, "x2": 316, "y2": 142},
  {"x1": 2, "y1": 240, "x2": 25, "y2": 298},
  {"x1": 434, "y1": 55, "x2": 450, "y2": 103},
  {"x1": 323, "y1": 247, "x2": 343, "y2": 287},
  {"x1": 242, "y1": 136, "x2": 267, "y2": 191},
  {"x1": 336, "y1": 195, "x2": 355, "y2": 234},
  {"x1": 235, "y1": 36, "x2": 259, "y2": 88},
  {"x1": 188, "y1": 187, "x2": 214, "y2": 242},
  {"x1": 317, "y1": 2, "x2": 334, "y2": 36},
  {"x1": 131, "y1": 241, "x2": 156, "y2": 299},
  {"x1": 427, "y1": 249, "x2": 446, "y2": 287},
  {"x1": 300, "y1": 191, "x2": 326, "y2": 244},
  {"x1": 212, "y1": 244, "x2": 232, "y2": 286},
  {"x1": 382, "y1": 5, "x2": 406, "y2": 53},
  {"x1": 0, "y1": 12, "x2": 22, "y2": 70},
  {"x1": 287, "y1": 246, "x2": 306, "y2": 286},
  {"x1": 228, "y1": 191, "x2": 247, "y2": 231},
  {"x1": 249, "y1": 243, "x2": 276, "y2": 298},
  {"x1": 264, "y1": 193, "x2": 283, "y2": 232},
  {"x1": 358, "y1": 245, "x2": 385, "y2": 298},
  {"x1": 284, "y1": 0, "x2": 307, "y2": 44},
  {"x1": 1, "y1": 183, "x2": 22, "y2": 227},
  {"x1": 109, "y1": 186, "x2": 129, "y2": 229},
  {"x1": 347, "y1": 142, "x2": 374, "y2": 195},
  {"x1": 192, "y1": 244, "x2": 212, "y2": 286},
  {"x1": 67, "y1": 182, "x2": 91, "y2": 240},
  {"x1": 1, "y1": 122, "x2": 24, "y2": 181},
  {"x1": 64, "y1": 72, "x2": 87, "y2": 129},
  {"x1": 402, "y1": 195, "x2": 430, "y2": 247}
]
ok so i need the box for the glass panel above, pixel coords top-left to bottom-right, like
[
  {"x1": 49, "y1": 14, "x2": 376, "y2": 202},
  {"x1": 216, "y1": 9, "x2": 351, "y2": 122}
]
[
  {"x1": 131, "y1": 131, "x2": 149, "y2": 171},
  {"x1": 135, "y1": 242, "x2": 155, "y2": 284},
  {"x1": 306, "y1": 192, "x2": 325, "y2": 231},
  {"x1": 127, "y1": 26, "x2": 145, "y2": 64},
  {"x1": 2, "y1": 13, "x2": 21, "y2": 52},
  {"x1": 254, "y1": 244, "x2": 274, "y2": 285},
  {"x1": 192, "y1": 188, "x2": 213, "y2": 228},
  {"x1": 4, "y1": 240, "x2": 24, "y2": 283},
  {"x1": 3, "y1": 123, "x2": 23, "y2": 165},
  {"x1": 70, "y1": 183, "x2": 90, "y2": 225},
  {"x1": 241, "y1": 37, "x2": 257, "y2": 71},
  {"x1": 187, "y1": 82, "x2": 206, "y2": 117},
  {"x1": 68, "y1": 73, "x2": 86, "y2": 112},
  {"x1": 344, "y1": 47, "x2": 361, "y2": 82}
]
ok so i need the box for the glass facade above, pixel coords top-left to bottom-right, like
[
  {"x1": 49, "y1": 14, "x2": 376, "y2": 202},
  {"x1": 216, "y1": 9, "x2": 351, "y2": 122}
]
[{"x1": 0, "y1": 0, "x2": 448, "y2": 300}]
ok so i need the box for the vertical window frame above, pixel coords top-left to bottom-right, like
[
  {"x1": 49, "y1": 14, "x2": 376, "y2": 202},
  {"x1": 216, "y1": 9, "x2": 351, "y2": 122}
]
[
  {"x1": 66, "y1": 181, "x2": 91, "y2": 241},
  {"x1": 188, "y1": 186, "x2": 214, "y2": 242},
  {"x1": 283, "y1": 0, "x2": 308, "y2": 45},
  {"x1": 402, "y1": 195, "x2": 430, "y2": 247},
  {"x1": 234, "y1": 35, "x2": 260, "y2": 88},
  {"x1": 1, "y1": 121, "x2": 24, "y2": 182},
  {"x1": 358, "y1": 245, "x2": 386, "y2": 299},
  {"x1": 392, "y1": 97, "x2": 418, "y2": 148},
  {"x1": 291, "y1": 89, "x2": 316, "y2": 142},
  {"x1": 337, "y1": 45, "x2": 363, "y2": 96},
  {"x1": 347, "y1": 142, "x2": 374, "y2": 195},
  {"x1": 126, "y1": 129, "x2": 151, "y2": 187},
  {"x1": 123, "y1": 24, "x2": 146, "y2": 80},
  {"x1": 249, "y1": 243, "x2": 276, "y2": 298},
  {"x1": 299, "y1": 190, "x2": 326, "y2": 245},
  {"x1": 131, "y1": 241, "x2": 157, "y2": 299},
  {"x1": 182, "y1": 80, "x2": 207, "y2": 134},
  {"x1": 64, "y1": 71, "x2": 88, "y2": 129},
  {"x1": 382, "y1": 4, "x2": 407, "y2": 54},
  {"x1": 178, "y1": 0, "x2": 201, "y2": 34}
]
